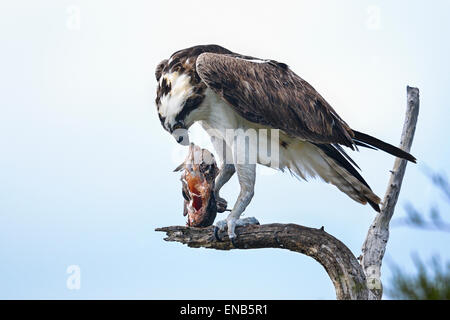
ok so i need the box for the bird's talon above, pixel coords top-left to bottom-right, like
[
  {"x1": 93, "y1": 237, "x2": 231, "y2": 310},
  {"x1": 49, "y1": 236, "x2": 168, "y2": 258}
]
[
  {"x1": 216, "y1": 196, "x2": 228, "y2": 213},
  {"x1": 213, "y1": 226, "x2": 223, "y2": 242}
]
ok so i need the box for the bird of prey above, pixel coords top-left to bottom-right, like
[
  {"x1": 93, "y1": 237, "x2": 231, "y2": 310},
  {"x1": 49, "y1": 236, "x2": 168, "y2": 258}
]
[{"x1": 154, "y1": 44, "x2": 416, "y2": 241}]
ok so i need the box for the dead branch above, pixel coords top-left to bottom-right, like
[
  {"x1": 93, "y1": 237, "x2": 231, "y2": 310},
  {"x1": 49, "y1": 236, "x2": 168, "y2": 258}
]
[
  {"x1": 156, "y1": 223, "x2": 369, "y2": 300},
  {"x1": 360, "y1": 86, "x2": 420, "y2": 299}
]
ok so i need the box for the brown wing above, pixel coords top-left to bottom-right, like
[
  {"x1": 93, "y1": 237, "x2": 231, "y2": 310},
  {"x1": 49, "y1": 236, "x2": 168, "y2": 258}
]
[{"x1": 196, "y1": 53, "x2": 355, "y2": 148}]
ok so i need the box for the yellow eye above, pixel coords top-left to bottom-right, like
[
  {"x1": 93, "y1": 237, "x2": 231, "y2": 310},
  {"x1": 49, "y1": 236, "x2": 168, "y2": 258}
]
[{"x1": 173, "y1": 123, "x2": 183, "y2": 130}]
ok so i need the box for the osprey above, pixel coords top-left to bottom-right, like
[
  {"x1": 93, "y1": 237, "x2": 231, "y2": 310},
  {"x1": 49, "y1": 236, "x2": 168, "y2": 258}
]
[{"x1": 155, "y1": 44, "x2": 416, "y2": 241}]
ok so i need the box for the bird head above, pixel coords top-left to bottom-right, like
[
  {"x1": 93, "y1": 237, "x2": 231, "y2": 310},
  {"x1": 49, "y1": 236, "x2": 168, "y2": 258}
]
[
  {"x1": 154, "y1": 45, "x2": 233, "y2": 145},
  {"x1": 154, "y1": 57, "x2": 205, "y2": 146}
]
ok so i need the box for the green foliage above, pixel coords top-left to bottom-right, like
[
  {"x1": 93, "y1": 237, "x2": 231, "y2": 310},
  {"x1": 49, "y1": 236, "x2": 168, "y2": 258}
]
[
  {"x1": 387, "y1": 255, "x2": 450, "y2": 300},
  {"x1": 399, "y1": 170, "x2": 450, "y2": 232},
  {"x1": 388, "y1": 169, "x2": 450, "y2": 299}
]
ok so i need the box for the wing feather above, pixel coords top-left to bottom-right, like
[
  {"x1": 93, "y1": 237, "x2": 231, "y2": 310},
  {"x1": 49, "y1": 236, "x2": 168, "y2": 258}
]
[{"x1": 196, "y1": 53, "x2": 355, "y2": 148}]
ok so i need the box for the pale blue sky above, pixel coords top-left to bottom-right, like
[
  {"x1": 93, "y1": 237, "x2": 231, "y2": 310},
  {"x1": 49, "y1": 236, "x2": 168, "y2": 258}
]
[{"x1": 0, "y1": 0, "x2": 449, "y2": 299}]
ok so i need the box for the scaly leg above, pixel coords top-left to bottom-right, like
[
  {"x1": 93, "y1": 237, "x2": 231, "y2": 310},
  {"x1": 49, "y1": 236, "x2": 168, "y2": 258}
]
[
  {"x1": 214, "y1": 163, "x2": 259, "y2": 244},
  {"x1": 210, "y1": 136, "x2": 235, "y2": 212},
  {"x1": 214, "y1": 163, "x2": 235, "y2": 212}
]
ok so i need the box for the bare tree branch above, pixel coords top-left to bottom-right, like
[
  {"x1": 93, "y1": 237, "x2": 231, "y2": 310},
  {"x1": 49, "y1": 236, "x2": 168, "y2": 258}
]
[
  {"x1": 156, "y1": 86, "x2": 419, "y2": 300},
  {"x1": 156, "y1": 223, "x2": 369, "y2": 300},
  {"x1": 360, "y1": 86, "x2": 420, "y2": 299}
]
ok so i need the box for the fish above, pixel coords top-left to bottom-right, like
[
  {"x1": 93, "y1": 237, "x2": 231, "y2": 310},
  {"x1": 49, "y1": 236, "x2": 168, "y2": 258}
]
[{"x1": 174, "y1": 144, "x2": 220, "y2": 227}]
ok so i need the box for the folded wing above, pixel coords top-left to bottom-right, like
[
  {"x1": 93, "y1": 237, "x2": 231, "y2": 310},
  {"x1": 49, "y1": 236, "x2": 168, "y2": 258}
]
[{"x1": 196, "y1": 53, "x2": 356, "y2": 148}]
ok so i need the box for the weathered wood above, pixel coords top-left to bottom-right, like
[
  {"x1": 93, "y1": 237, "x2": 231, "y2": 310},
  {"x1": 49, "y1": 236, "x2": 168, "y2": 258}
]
[
  {"x1": 156, "y1": 223, "x2": 369, "y2": 300},
  {"x1": 360, "y1": 86, "x2": 420, "y2": 300}
]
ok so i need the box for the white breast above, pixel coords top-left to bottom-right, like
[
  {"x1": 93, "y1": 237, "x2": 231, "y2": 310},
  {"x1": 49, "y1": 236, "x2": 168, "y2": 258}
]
[
  {"x1": 197, "y1": 89, "x2": 284, "y2": 168},
  {"x1": 195, "y1": 88, "x2": 241, "y2": 142}
]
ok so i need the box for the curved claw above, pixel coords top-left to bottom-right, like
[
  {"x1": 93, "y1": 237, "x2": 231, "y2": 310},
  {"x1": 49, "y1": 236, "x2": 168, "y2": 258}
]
[
  {"x1": 216, "y1": 196, "x2": 228, "y2": 213},
  {"x1": 213, "y1": 226, "x2": 223, "y2": 242},
  {"x1": 230, "y1": 236, "x2": 238, "y2": 248}
]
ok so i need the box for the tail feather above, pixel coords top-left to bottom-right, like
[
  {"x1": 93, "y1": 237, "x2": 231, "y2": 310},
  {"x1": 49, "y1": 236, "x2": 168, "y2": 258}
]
[
  {"x1": 279, "y1": 140, "x2": 381, "y2": 212},
  {"x1": 354, "y1": 140, "x2": 377, "y2": 150},
  {"x1": 353, "y1": 130, "x2": 416, "y2": 163},
  {"x1": 314, "y1": 144, "x2": 381, "y2": 212}
]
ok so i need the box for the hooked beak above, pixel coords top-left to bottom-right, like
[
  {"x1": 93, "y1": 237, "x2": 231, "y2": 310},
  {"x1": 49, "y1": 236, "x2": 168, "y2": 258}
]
[{"x1": 171, "y1": 126, "x2": 190, "y2": 146}]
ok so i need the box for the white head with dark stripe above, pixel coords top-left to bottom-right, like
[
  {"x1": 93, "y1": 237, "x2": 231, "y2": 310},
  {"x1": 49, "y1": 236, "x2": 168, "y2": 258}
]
[{"x1": 155, "y1": 45, "x2": 232, "y2": 145}]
